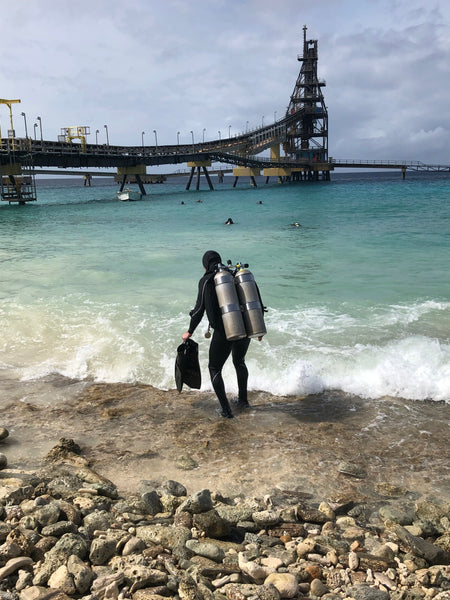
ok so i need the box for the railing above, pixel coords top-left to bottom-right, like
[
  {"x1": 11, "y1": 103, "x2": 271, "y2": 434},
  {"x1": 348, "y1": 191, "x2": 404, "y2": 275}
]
[{"x1": 332, "y1": 159, "x2": 424, "y2": 166}]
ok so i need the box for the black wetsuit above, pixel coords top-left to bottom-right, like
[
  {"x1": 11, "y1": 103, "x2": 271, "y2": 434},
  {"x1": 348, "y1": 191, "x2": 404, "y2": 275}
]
[{"x1": 187, "y1": 260, "x2": 250, "y2": 417}]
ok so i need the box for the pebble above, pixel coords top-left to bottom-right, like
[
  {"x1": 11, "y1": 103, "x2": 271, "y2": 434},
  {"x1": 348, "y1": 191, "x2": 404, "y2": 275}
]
[{"x1": 0, "y1": 437, "x2": 446, "y2": 600}]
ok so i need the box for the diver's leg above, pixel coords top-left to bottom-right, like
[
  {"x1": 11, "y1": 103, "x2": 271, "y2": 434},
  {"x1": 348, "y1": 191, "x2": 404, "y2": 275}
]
[
  {"x1": 232, "y1": 337, "x2": 251, "y2": 406},
  {"x1": 209, "y1": 330, "x2": 233, "y2": 417}
]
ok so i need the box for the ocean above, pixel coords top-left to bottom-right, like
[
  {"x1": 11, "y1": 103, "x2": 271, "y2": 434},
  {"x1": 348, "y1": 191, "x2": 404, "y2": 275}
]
[{"x1": 0, "y1": 170, "x2": 449, "y2": 404}]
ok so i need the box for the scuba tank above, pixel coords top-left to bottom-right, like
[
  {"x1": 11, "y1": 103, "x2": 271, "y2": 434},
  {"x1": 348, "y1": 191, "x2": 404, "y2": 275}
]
[
  {"x1": 234, "y1": 264, "x2": 267, "y2": 338},
  {"x1": 213, "y1": 264, "x2": 247, "y2": 341}
]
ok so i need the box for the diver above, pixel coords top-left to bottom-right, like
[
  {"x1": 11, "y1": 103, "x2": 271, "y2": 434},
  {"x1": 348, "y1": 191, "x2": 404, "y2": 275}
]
[
  {"x1": 225, "y1": 217, "x2": 234, "y2": 225},
  {"x1": 182, "y1": 250, "x2": 258, "y2": 418}
]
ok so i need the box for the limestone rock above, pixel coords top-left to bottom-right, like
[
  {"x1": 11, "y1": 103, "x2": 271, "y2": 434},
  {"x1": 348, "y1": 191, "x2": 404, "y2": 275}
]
[
  {"x1": 20, "y1": 586, "x2": 71, "y2": 600},
  {"x1": 89, "y1": 537, "x2": 117, "y2": 565},
  {"x1": 296, "y1": 502, "x2": 330, "y2": 524},
  {"x1": 346, "y1": 584, "x2": 389, "y2": 600},
  {"x1": 158, "y1": 479, "x2": 187, "y2": 497},
  {"x1": 348, "y1": 550, "x2": 359, "y2": 570},
  {"x1": 239, "y1": 552, "x2": 275, "y2": 582},
  {"x1": 66, "y1": 554, "x2": 94, "y2": 594},
  {"x1": 47, "y1": 565, "x2": 76, "y2": 595},
  {"x1": 178, "y1": 489, "x2": 213, "y2": 514},
  {"x1": 256, "y1": 583, "x2": 281, "y2": 600},
  {"x1": 264, "y1": 573, "x2": 299, "y2": 599},
  {"x1": 122, "y1": 536, "x2": 147, "y2": 556},
  {"x1": 193, "y1": 509, "x2": 231, "y2": 539},
  {"x1": 82, "y1": 509, "x2": 114, "y2": 536},
  {"x1": 0, "y1": 556, "x2": 34, "y2": 581},
  {"x1": 310, "y1": 578, "x2": 329, "y2": 597},
  {"x1": 186, "y1": 539, "x2": 225, "y2": 562},
  {"x1": 252, "y1": 510, "x2": 280, "y2": 527},
  {"x1": 142, "y1": 490, "x2": 163, "y2": 515},
  {"x1": 178, "y1": 574, "x2": 203, "y2": 600},
  {"x1": 393, "y1": 524, "x2": 450, "y2": 565}
]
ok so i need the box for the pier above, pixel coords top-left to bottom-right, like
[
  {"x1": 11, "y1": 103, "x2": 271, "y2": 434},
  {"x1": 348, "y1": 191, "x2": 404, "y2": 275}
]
[{"x1": 1, "y1": 27, "x2": 448, "y2": 204}]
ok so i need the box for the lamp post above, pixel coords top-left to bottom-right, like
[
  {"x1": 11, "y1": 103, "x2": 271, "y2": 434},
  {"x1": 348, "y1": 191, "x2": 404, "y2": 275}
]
[
  {"x1": 218, "y1": 130, "x2": 221, "y2": 140},
  {"x1": 95, "y1": 129, "x2": 99, "y2": 144},
  {"x1": 21, "y1": 112, "x2": 28, "y2": 139},
  {"x1": 228, "y1": 125, "x2": 231, "y2": 138},
  {"x1": 190, "y1": 130, "x2": 194, "y2": 151},
  {"x1": 33, "y1": 123, "x2": 38, "y2": 140},
  {"x1": 141, "y1": 131, "x2": 145, "y2": 151},
  {"x1": 177, "y1": 131, "x2": 180, "y2": 145},
  {"x1": 274, "y1": 110, "x2": 277, "y2": 122},
  {"x1": 37, "y1": 116, "x2": 43, "y2": 143},
  {"x1": 202, "y1": 128, "x2": 206, "y2": 143},
  {"x1": 246, "y1": 120, "x2": 249, "y2": 132},
  {"x1": 104, "y1": 124, "x2": 109, "y2": 147},
  {"x1": 262, "y1": 115, "x2": 264, "y2": 127},
  {"x1": 153, "y1": 129, "x2": 158, "y2": 149}
]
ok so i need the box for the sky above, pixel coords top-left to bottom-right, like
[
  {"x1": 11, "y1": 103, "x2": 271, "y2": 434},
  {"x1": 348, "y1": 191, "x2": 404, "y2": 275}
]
[{"x1": 1, "y1": 0, "x2": 449, "y2": 165}]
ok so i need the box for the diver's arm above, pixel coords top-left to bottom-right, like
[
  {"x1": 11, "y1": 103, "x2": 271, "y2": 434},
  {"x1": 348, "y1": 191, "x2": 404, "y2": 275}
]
[{"x1": 183, "y1": 277, "x2": 206, "y2": 338}]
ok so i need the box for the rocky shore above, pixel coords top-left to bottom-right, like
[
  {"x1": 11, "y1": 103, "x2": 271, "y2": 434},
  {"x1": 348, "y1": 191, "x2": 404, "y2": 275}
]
[{"x1": 0, "y1": 435, "x2": 449, "y2": 600}]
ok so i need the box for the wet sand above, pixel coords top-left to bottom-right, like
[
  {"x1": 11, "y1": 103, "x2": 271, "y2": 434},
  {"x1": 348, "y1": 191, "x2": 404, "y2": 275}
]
[{"x1": 1, "y1": 376, "x2": 449, "y2": 504}]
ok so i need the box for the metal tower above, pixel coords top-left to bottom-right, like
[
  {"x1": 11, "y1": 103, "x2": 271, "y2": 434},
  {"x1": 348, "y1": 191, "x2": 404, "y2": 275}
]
[{"x1": 284, "y1": 25, "x2": 328, "y2": 163}]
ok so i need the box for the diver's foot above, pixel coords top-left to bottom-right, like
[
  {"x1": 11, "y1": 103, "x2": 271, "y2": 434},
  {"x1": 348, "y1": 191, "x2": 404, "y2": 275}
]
[
  {"x1": 231, "y1": 398, "x2": 251, "y2": 409},
  {"x1": 216, "y1": 408, "x2": 234, "y2": 419}
]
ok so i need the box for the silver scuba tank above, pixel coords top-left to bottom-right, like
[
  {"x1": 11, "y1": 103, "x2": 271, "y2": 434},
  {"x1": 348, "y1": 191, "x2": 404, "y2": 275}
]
[
  {"x1": 213, "y1": 265, "x2": 247, "y2": 341},
  {"x1": 234, "y1": 267, "x2": 266, "y2": 338}
]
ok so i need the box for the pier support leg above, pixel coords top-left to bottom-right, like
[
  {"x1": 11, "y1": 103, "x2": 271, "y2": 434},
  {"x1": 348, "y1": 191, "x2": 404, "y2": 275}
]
[
  {"x1": 195, "y1": 167, "x2": 201, "y2": 191},
  {"x1": 265, "y1": 176, "x2": 270, "y2": 184},
  {"x1": 233, "y1": 176, "x2": 238, "y2": 188},
  {"x1": 250, "y1": 176, "x2": 257, "y2": 187},
  {"x1": 135, "y1": 174, "x2": 146, "y2": 195},
  {"x1": 202, "y1": 166, "x2": 214, "y2": 190},
  {"x1": 402, "y1": 168, "x2": 406, "y2": 180},
  {"x1": 119, "y1": 175, "x2": 127, "y2": 192},
  {"x1": 186, "y1": 167, "x2": 195, "y2": 190}
]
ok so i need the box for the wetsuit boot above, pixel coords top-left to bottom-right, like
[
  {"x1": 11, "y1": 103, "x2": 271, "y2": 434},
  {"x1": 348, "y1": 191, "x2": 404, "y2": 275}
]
[{"x1": 217, "y1": 397, "x2": 234, "y2": 418}]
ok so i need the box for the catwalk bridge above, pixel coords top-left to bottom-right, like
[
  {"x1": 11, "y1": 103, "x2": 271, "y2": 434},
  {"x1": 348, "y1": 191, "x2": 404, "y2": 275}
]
[{"x1": 1, "y1": 26, "x2": 448, "y2": 204}]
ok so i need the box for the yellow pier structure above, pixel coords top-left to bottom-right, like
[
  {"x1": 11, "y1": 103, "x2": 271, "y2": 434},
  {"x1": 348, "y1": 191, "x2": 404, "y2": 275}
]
[
  {"x1": 232, "y1": 167, "x2": 261, "y2": 187},
  {"x1": 59, "y1": 126, "x2": 90, "y2": 152},
  {"x1": 0, "y1": 98, "x2": 21, "y2": 152},
  {"x1": 186, "y1": 159, "x2": 214, "y2": 191},
  {"x1": 117, "y1": 164, "x2": 148, "y2": 195}
]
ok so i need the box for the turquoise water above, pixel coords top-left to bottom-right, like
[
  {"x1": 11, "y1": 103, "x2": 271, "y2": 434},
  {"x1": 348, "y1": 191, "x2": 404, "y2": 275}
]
[{"x1": 0, "y1": 171, "x2": 449, "y2": 401}]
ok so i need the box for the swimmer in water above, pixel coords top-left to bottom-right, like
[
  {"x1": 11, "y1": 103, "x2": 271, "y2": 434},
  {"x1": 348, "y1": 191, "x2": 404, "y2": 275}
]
[{"x1": 225, "y1": 217, "x2": 234, "y2": 225}]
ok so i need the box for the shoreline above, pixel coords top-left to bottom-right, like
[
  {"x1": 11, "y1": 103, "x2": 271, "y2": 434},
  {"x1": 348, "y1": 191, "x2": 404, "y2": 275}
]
[{"x1": 1, "y1": 378, "x2": 449, "y2": 505}]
